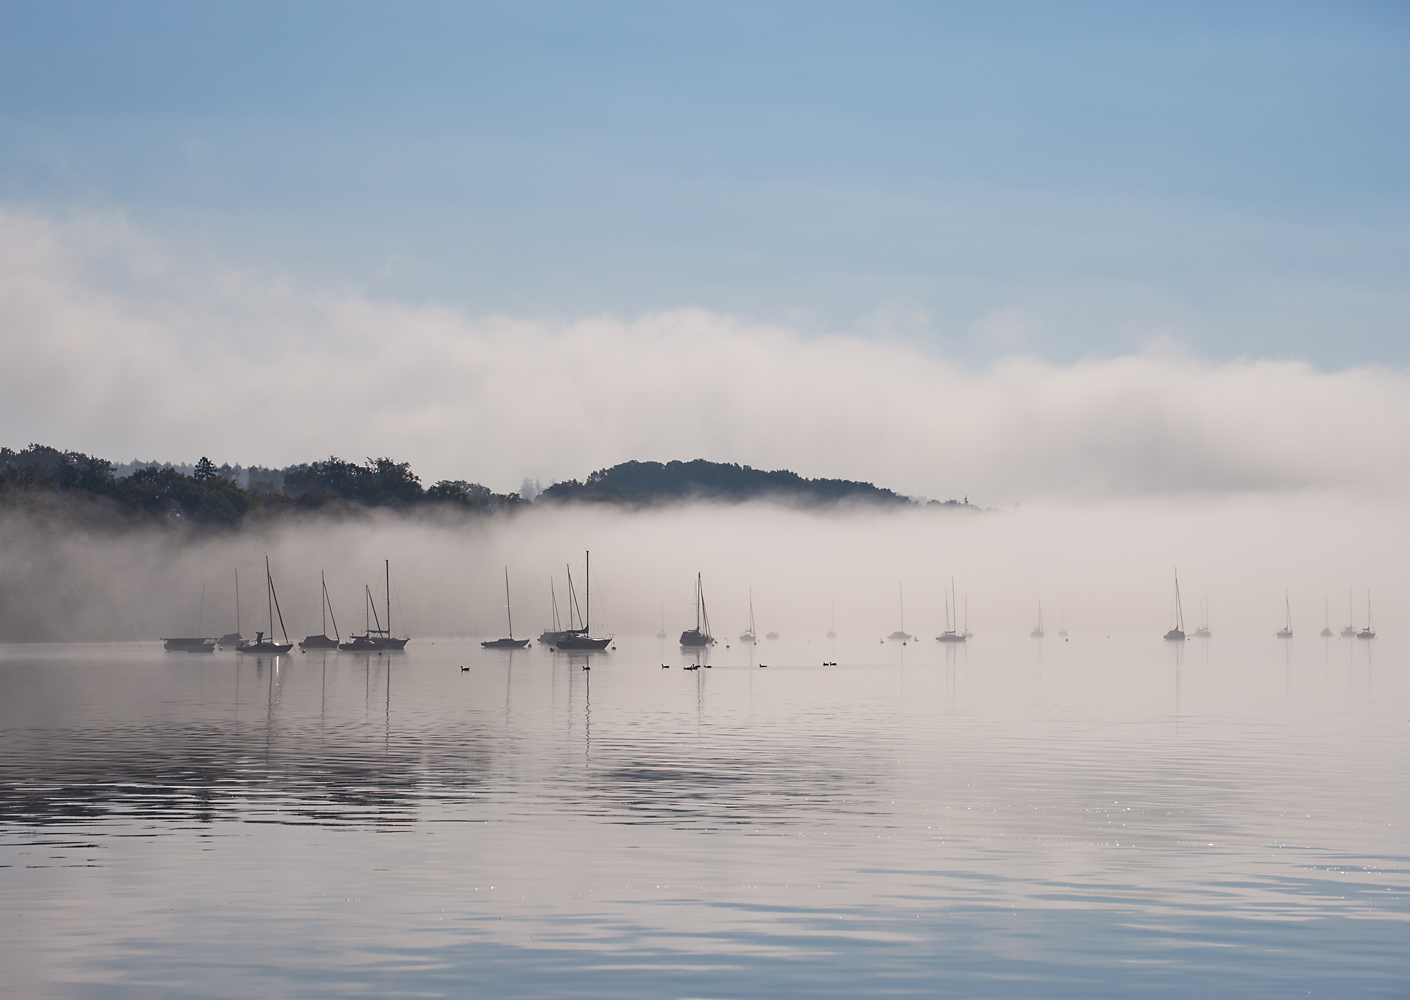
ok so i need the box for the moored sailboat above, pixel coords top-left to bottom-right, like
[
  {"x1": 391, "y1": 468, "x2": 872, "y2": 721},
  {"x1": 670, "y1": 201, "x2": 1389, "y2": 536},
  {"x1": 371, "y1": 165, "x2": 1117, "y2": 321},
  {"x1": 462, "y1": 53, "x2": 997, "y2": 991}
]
[
  {"x1": 679, "y1": 573, "x2": 714, "y2": 647},
  {"x1": 217, "y1": 568, "x2": 244, "y2": 647},
  {"x1": 483, "y1": 567, "x2": 530, "y2": 648},
  {"x1": 555, "y1": 551, "x2": 612, "y2": 650},
  {"x1": 1193, "y1": 597, "x2": 1211, "y2": 638},
  {"x1": 1340, "y1": 588, "x2": 1357, "y2": 637},
  {"x1": 1030, "y1": 601, "x2": 1044, "y2": 638},
  {"x1": 163, "y1": 583, "x2": 216, "y2": 652},
  {"x1": 1164, "y1": 570, "x2": 1186, "y2": 641},
  {"x1": 739, "y1": 588, "x2": 757, "y2": 642},
  {"x1": 338, "y1": 585, "x2": 387, "y2": 651},
  {"x1": 936, "y1": 577, "x2": 965, "y2": 642},
  {"x1": 1357, "y1": 590, "x2": 1376, "y2": 639},
  {"x1": 299, "y1": 571, "x2": 341, "y2": 650},
  {"x1": 1276, "y1": 590, "x2": 1293, "y2": 638},
  {"x1": 887, "y1": 582, "x2": 912, "y2": 641},
  {"x1": 236, "y1": 557, "x2": 294, "y2": 654},
  {"x1": 1320, "y1": 595, "x2": 1334, "y2": 637}
]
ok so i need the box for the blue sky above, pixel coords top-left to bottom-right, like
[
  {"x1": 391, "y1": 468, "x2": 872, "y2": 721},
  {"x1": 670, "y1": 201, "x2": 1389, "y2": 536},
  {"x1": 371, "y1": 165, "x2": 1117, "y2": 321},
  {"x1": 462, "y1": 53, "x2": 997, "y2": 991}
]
[{"x1": 2, "y1": 0, "x2": 1408, "y2": 365}]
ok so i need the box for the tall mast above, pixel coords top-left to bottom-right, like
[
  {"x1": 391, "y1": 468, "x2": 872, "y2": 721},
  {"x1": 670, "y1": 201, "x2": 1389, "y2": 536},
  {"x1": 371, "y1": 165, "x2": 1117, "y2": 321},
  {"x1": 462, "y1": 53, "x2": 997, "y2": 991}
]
[
  {"x1": 504, "y1": 567, "x2": 514, "y2": 639},
  {"x1": 385, "y1": 560, "x2": 391, "y2": 639},
  {"x1": 266, "y1": 556, "x2": 274, "y2": 635},
  {"x1": 321, "y1": 570, "x2": 327, "y2": 636},
  {"x1": 696, "y1": 573, "x2": 702, "y2": 630},
  {"x1": 234, "y1": 568, "x2": 240, "y2": 635},
  {"x1": 325, "y1": 573, "x2": 340, "y2": 641},
  {"x1": 585, "y1": 551, "x2": 591, "y2": 633},
  {"x1": 899, "y1": 581, "x2": 905, "y2": 632},
  {"x1": 1174, "y1": 569, "x2": 1184, "y2": 631}
]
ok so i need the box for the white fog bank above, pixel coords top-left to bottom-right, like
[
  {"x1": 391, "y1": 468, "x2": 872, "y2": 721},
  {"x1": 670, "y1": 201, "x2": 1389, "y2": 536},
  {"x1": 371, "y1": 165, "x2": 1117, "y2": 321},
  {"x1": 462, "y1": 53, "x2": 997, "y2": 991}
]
[
  {"x1": 0, "y1": 490, "x2": 1403, "y2": 642},
  {"x1": 2, "y1": 208, "x2": 1409, "y2": 504}
]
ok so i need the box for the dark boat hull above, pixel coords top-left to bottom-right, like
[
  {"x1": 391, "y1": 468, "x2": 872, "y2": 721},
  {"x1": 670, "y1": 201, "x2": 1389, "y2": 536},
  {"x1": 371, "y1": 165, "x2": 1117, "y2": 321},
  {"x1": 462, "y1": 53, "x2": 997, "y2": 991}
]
[
  {"x1": 887, "y1": 631, "x2": 912, "y2": 641},
  {"x1": 217, "y1": 633, "x2": 244, "y2": 647},
  {"x1": 482, "y1": 638, "x2": 529, "y2": 648},
  {"x1": 338, "y1": 637, "x2": 386, "y2": 651},
  {"x1": 679, "y1": 629, "x2": 713, "y2": 647},
  {"x1": 936, "y1": 633, "x2": 965, "y2": 643},
  {"x1": 236, "y1": 641, "x2": 293, "y2": 654},
  {"x1": 555, "y1": 635, "x2": 611, "y2": 650},
  {"x1": 162, "y1": 637, "x2": 216, "y2": 652},
  {"x1": 1164, "y1": 629, "x2": 1186, "y2": 641},
  {"x1": 299, "y1": 634, "x2": 339, "y2": 649}
]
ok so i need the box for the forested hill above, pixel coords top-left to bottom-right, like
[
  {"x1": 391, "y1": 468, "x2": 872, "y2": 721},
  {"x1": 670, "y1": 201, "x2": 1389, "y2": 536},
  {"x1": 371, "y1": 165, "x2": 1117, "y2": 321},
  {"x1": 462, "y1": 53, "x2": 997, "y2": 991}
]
[
  {"x1": 0, "y1": 446, "x2": 978, "y2": 530},
  {"x1": 539, "y1": 460, "x2": 913, "y2": 506}
]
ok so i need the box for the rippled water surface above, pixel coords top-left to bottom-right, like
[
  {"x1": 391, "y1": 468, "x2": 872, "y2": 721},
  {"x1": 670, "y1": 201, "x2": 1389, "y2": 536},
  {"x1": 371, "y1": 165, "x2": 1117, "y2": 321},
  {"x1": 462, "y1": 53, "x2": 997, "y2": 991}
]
[{"x1": 2, "y1": 634, "x2": 1407, "y2": 997}]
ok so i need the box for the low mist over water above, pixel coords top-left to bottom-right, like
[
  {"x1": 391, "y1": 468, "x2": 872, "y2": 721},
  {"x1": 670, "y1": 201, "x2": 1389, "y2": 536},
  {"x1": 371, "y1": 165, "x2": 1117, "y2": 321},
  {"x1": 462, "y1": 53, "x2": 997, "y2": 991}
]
[{"x1": 0, "y1": 490, "x2": 1402, "y2": 642}]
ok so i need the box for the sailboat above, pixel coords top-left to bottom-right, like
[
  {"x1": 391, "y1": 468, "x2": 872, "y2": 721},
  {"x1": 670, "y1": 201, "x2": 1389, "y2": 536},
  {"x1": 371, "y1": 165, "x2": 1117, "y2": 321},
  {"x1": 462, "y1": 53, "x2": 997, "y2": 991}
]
[
  {"x1": 365, "y1": 560, "x2": 410, "y2": 649},
  {"x1": 1193, "y1": 597, "x2": 1211, "y2": 638},
  {"x1": 1357, "y1": 590, "x2": 1376, "y2": 639},
  {"x1": 679, "y1": 573, "x2": 715, "y2": 646},
  {"x1": 1320, "y1": 595, "x2": 1334, "y2": 637},
  {"x1": 236, "y1": 557, "x2": 294, "y2": 654},
  {"x1": 827, "y1": 598, "x2": 836, "y2": 639},
  {"x1": 163, "y1": 582, "x2": 216, "y2": 652},
  {"x1": 1163, "y1": 570, "x2": 1186, "y2": 641},
  {"x1": 218, "y1": 569, "x2": 244, "y2": 647},
  {"x1": 299, "y1": 571, "x2": 342, "y2": 649},
  {"x1": 555, "y1": 551, "x2": 612, "y2": 650},
  {"x1": 963, "y1": 593, "x2": 972, "y2": 638},
  {"x1": 887, "y1": 582, "x2": 912, "y2": 641},
  {"x1": 1340, "y1": 588, "x2": 1357, "y2": 637},
  {"x1": 538, "y1": 579, "x2": 567, "y2": 644},
  {"x1": 339, "y1": 586, "x2": 388, "y2": 651},
  {"x1": 739, "y1": 589, "x2": 757, "y2": 642},
  {"x1": 483, "y1": 567, "x2": 530, "y2": 648},
  {"x1": 1276, "y1": 590, "x2": 1293, "y2": 638},
  {"x1": 657, "y1": 602, "x2": 667, "y2": 639},
  {"x1": 1058, "y1": 607, "x2": 1068, "y2": 639},
  {"x1": 936, "y1": 577, "x2": 965, "y2": 642},
  {"x1": 1030, "y1": 602, "x2": 1045, "y2": 638}
]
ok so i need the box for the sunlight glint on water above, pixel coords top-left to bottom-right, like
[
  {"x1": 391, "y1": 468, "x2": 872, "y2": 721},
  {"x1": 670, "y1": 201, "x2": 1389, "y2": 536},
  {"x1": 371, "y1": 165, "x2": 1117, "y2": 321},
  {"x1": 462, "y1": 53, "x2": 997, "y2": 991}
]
[{"x1": 1, "y1": 634, "x2": 1406, "y2": 997}]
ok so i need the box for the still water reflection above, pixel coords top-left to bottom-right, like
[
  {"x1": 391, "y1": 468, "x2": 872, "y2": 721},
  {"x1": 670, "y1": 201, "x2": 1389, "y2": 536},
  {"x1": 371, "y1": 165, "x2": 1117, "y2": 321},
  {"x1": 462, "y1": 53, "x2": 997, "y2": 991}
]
[{"x1": 2, "y1": 635, "x2": 1406, "y2": 997}]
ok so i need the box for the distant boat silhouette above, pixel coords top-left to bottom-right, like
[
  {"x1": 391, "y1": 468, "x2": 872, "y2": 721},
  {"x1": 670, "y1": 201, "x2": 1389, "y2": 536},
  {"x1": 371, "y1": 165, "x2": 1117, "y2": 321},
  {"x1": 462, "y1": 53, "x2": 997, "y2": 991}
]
[
  {"x1": 483, "y1": 567, "x2": 530, "y2": 648},
  {"x1": 236, "y1": 557, "x2": 294, "y2": 654},
  {"x1": 1340, "y1": 587, "x2": 1357, "y2": 637},
  {"x1": 739, "y1": 588, "x2": 757, "y2": 642},
  {"x1": 1164, "y1": 570, "x2": 1186, "y2": 641},
  {"x1": 163, "y1": 582, "x2": 215, "y2": 651},
  {"x1": 887, "y1": 582, "x2": 912, "y2": 641},
  {"x1": 538, "y1": 577, "x2": 567, "y2": 644},
  {"x1": 217, "y1": 568, "x2": 244, "y2": 647},
  {"x1": 680, "y1": 572, "x2": 714, "y2": 647},
  {"x1": 1357, "y1": 590, "x2": 1376, "y2": 639},
  {"x1": 1320, "y1": 594, "x2": 1334, "y2": 637},
  {"x1": 765, "y1": 631, "x2": 779, "y2": 639},
  {"x1": 299, "y1": 571, "x2": 341, "y2": 650},
  {"x1": 1193, "y1": 596, "x2": 1211, "y2": 638},
  {"x1": 1276, "y1": 589, "x2": 1293, "y2": 638},
  {"x1": 1030, "y1": 601, "x2": 1044, "y2": 638},
  {"x1": 963, "y1": 593, "x2": 972, "y2": 638},
  {"x1": 554, "y1": 551, "x2": 612, "y2": 650},
  {"x1": 936, "y1": 577, "x2": 965, "y2": 642}
]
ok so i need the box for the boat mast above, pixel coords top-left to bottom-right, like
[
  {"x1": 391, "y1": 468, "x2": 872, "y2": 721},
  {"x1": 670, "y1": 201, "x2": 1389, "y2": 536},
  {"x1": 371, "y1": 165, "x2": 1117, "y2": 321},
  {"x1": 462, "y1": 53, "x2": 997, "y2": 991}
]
[
  {"x1": 504, "y1": 567, "x2": 514, "y2": 639},
  {"x1": 1174, "y1": 569, "x2": 1184, "y2": 632},
  {"x1": 385, "y1": 560, "x2": 391, "y2": 640},
  {"x1": 696, "y1": 573, "x2": 702, "y2": 631},
  {"x1": 267, "y1": 558, "x2": 290, "y2": 644},
  {"x1": 234, "y1": 568, "x2": 240, "y2": 635},
  {"x1": 585, "y1": 551, "x2": 591, "y2": 633},
  {"x1": 899, "y1": 581, "x2": 905, "y2": 633},
  {"x1": 321, "y1": 570, "x2": 327, "y2": 637},
  {"x1": 266, "y1": 556, "x2": 274, "y2": 637}
]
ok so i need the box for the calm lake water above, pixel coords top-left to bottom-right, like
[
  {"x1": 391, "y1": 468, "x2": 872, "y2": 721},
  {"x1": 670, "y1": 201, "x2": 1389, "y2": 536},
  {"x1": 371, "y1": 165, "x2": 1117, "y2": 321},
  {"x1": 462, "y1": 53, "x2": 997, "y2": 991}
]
[{"x1": 2, "y1": 633, "x2": 1406, "y2": 998}]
